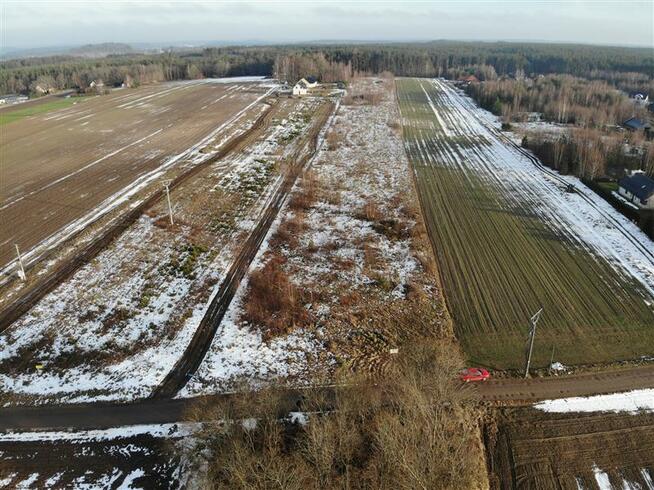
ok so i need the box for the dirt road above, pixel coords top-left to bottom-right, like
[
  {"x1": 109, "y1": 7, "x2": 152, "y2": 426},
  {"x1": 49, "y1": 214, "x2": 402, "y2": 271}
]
[
  {"x1": 0, "y1": 365, "x2": 652, "y2": 431},
  {"x1": 476, "y1": 365, "x2": 654, "y2": 403}
]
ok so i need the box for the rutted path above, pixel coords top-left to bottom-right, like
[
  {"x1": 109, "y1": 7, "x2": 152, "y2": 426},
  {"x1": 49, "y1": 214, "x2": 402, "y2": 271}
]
[
  {"x1": 0, "y1": 365, "x2": 652, "y2": 431},
  {"x1": 151, "y1": 100, "x2": 336, "y2": 398}
]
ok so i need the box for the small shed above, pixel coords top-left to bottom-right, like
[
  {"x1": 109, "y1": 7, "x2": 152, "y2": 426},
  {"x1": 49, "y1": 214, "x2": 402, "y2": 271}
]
[
  {"x1": 622, "y1": 117, "x2": 651, "y2": 132},
  {"x1": 618, "y1": 172, "x2": 654, "y2": 209},
  {"x1": 304, "y1": 76, "x2": 318, "y2": 87}
]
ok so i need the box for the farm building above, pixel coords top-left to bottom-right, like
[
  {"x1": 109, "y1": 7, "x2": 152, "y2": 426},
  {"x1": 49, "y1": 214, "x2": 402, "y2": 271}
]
[
  {"x1": 292, "y1": 80, "x2": 308, "y2": 96},
  {"x1": 629, "y1": 92, "x2": 650, "y2": 105},
  {"x1": 292, "y1": 77, "x2": 318, "y2": 96},
  {"x1": 622, "y1": 117, "x2": 651, "y2": 132},
  {"x1": 0, "y1": 94, "x2": 28, "y2": 105},
  {"x1": 458, "y1": 75, "x2": 479, "y2": 85},
  {"x1": 618, "y1": 172, "x2": 654, "y2": 209}
]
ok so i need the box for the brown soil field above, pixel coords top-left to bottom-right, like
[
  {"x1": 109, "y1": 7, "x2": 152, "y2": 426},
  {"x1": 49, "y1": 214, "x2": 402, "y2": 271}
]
[
  {"x1": 0, "y1": 432, "x2": 183, "y2": 487},
  {"x1": 486, "y1": 407, "x2": 654, "y2": 489},
  {"x1": 0, "y1": 80, "x2": 269, "y2": 271}
]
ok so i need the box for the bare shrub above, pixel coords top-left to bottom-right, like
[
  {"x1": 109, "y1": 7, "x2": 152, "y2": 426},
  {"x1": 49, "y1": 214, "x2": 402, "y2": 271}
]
[
  {"x1": 243, "y1": 255, "x2": 312, "y2": 338},
  {"x1": 387, "y1": 120, "x2": 401, "y2": 133},
  {"x1": 289, "y1": 171, "x2": 318, "y2": 212},
  {"x1": 357, "y1": 201, "x2": 383, "y2": 222},
  {"x1": 342, "y1": 91, "x2": 383, "y2": 106},
  {"x1": 183, "y1": 340, "x2": 487, "y2": 489},
  {"x1": 325, "y1": 130, "x2": 343, "y2": 151}
]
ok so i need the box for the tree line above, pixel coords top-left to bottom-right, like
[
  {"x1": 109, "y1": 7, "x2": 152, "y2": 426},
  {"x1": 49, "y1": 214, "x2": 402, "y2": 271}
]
[
  {"x1": 464, "y1": 74, "x2": 646, "y2": 127},
  {"x1": 2, "y1": 41, "x2": 652, "y2": 96}
]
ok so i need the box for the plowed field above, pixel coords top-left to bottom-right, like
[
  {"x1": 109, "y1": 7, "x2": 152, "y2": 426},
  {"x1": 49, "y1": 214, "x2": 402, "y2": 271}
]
[{"x1": 0, "y1": 79, "x2": 269, "y2": 271}]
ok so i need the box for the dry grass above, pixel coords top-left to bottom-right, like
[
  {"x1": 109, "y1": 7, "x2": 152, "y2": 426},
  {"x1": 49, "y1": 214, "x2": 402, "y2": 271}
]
[
  {"x1": 342, "y1": 91, "x2": 383, "y2": 106},
  {"x1": 184, "y1": 340, "x2": 487, "y2": 490},
  {"x1": 243, "y1": 254, "x2": 313, "y2": 339},
  {"x1": 325, "y1": 130, "x2": 344, "y2": 151}
]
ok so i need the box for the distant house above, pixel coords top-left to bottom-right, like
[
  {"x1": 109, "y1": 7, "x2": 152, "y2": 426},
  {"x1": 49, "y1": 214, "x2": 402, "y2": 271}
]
[
  {"x1": 304, "y1": 76, "x2": 318, "y2": 87},
  {"x1": 89, "y1": 79, "x2": 105, "y2": 89},
  {"x1": 622, "y1": 117, "x2": 651, "y2": 132},
  {"x1": 34, "y1": 85, "x2": 50, "y2": 95},
  {"x1": 618, "y1": 172, "x2": 654, "y2": 209},
  {"x1": 292, "y1": 77, "x2": 318, "y2": 96},
  {"x1": 292, "y1": 79, "x2": 308, "y2": 96},
  {"x1": 459, "y1": 75, "x2": 479, "y2": 85},
  {"x1": 0, "y1": 94, "x2": 28, "y2": 105},
  {"x1": 629, "y1": 92, "x2": 649, "y2": 103}
]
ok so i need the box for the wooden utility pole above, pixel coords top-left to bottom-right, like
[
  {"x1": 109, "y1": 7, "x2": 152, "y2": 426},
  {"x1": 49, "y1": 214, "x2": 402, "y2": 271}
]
[
  {"x1": 163, "y1": 180, "x2": 174, "y2": 225},
  {"x1": 524, "y1": 308, "x2": 543, "y2": 378},
  {"x1": 15, "y1": 244, "x2": 26, "y2": 281}
]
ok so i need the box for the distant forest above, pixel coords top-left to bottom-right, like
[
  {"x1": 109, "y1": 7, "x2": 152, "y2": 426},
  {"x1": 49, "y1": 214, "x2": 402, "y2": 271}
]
[{"x1": 2, "y1": 41, "x2": 653, "y2": 96}]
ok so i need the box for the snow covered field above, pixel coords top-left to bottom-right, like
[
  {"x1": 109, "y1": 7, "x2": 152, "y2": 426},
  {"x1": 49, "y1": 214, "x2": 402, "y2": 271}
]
[
  {"x1": 0, "y1": 423, "x2": 191, "y2": 488},
  {"x1": 535, "y1": 389, "x2": 654, "y2": 414},
  {"x1": 0, "y1": 79, "x2": 277, "y2": 291},
  {"x1": 183, "y1": 77, "x2": 444, "y2": 396},
  {"x1": 427, "y1": 79, "x2": 654, "y2": 294},
  {"x1": 0, "y1": 97, "x2": 324, "y2": 405},
  {"x1": 583, "y1": 465, "x2": 653, "y2": 490}
]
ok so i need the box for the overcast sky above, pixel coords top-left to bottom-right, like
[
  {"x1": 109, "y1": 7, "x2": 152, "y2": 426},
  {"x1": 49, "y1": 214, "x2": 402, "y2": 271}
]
[{"x1": 2, "y1": 0, "x2": 653, "y2": 49}]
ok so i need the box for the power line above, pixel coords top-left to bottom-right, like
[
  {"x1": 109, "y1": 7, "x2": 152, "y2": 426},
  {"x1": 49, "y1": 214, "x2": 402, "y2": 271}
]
[{"x1": 524, "y1": 307, "x2": 543, "y2": 378}]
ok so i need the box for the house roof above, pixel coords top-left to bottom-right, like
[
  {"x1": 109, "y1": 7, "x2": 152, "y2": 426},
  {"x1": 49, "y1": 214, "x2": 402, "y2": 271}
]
[
  {"x1": 295, "y1": 80, "x2": 308, "y2": 88},
  {"x1": 619, "y1": 173, "x2": 654, "y2": 201},
  {"x1": 622, "y1": 117, "x2": 650, "y2": 130},
  {"x1": 459, "y1": 75, "x2": 479, "y2": 83}
]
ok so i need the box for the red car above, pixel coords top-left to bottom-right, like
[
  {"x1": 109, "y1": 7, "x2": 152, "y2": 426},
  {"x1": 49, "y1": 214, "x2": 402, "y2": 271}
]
[{"x1": 459, "y1": 367, "x2": 490, "y2": 383}]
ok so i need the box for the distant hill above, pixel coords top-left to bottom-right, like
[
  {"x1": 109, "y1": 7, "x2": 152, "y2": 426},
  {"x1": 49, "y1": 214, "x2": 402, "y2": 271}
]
[{"x1": 68, "y1": 43, "x2": 136, "y2": 58}]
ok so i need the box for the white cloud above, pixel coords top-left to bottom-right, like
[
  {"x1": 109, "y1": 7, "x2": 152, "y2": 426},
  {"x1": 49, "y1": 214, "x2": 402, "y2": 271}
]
[{"x1": 2, "y1": 0, "x2": 652, "y2": 48}]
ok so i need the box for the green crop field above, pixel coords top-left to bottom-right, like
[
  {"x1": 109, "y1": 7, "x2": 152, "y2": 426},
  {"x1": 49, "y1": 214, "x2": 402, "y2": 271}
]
[
  {"x1": 396, "y1": 77, "x2": 654, "y2": 370},
  {"x1": 0, "y1": 97, "x2": 86, "y2": 126}
]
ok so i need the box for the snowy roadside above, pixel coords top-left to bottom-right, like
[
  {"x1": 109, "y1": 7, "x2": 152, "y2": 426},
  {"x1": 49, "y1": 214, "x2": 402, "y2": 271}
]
[{"x1": 534, "y1": 388, "x2": 654, "y2": 414}]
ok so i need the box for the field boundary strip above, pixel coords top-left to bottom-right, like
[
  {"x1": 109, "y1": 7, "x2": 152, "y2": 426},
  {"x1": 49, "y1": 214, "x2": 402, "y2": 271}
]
[{"x1": 151, "y1": 100, "x2": 339, "y2": 398}]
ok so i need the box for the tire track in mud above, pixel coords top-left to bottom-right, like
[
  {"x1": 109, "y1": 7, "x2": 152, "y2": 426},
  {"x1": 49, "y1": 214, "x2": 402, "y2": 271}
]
[
  {"x1": 151, "y1": 101, "x2": 337, "y2": 399},
  {"x1": 0, "y1": 99, "x2": 277, "y2": 333}
]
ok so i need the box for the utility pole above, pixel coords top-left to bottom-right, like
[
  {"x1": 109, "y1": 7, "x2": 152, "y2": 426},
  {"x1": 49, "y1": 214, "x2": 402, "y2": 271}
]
[
  {"x1": 15, "y1": 244, "x2": 26, "y2": 281},
  {"x1": 163, "y1": 180, "x2": 174, "y2": 225},
  {"x1": 524, "y1": 308, "x2": 543, "y2": 378}
]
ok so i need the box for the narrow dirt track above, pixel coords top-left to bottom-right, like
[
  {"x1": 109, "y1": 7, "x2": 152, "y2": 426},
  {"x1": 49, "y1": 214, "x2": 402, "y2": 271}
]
[
  {"x1": 151, "y1": 101, "x2": 336, "y2": 398},
  {"x1": 0, "y1": 365, "x2": 652, "y2": 431},
  {"x1": 475, "y1": 365, "x2": 654, "y2": 403}
]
